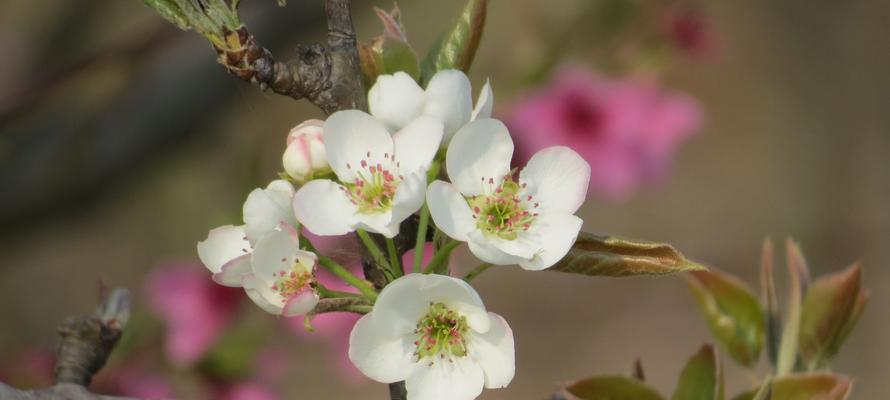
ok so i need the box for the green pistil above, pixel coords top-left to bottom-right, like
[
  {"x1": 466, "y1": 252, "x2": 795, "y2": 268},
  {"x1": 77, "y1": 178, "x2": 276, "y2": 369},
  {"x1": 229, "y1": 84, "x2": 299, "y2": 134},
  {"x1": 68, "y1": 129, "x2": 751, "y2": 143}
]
[
  {"x1": 468, "y1": 177, "x2": 537, "y2": 240},
  {"x1": 413, "y1": 302, "x2": 469, "y2": 362}
]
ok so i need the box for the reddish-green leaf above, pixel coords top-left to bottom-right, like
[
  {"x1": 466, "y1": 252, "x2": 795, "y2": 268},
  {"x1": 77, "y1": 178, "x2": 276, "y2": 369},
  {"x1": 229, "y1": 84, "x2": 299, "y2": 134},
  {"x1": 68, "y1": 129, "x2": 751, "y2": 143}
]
[
  {"x1": 759, "y1": 238, "x2": 781, "y2": 367},
  {"x1": 687, "y1": 270, "x2": 764, "y2": 368},
  {"x1": 566, "y1": 376, "x2": 665, "y2": 400},
  {"x1": 358, "y1": 6, "x2": 420, "y2": 86},
  {"x1": 732, "y1": 374, "x2": 852, "y2": 400},
  {"x1": 672, "y1": 345, "x2": 724, "y2": 400},
  {"x1": 777, "y1": 239, "x2": 806, "y2": 375},
  {"x1": 419, "y1": 0, "x2": 488, "y2": 84},
  {"x1": 799, "y1": 263, "x2": 864, "y2": 368},
  {"x1": 551, "y1": 233, "x2": 707, "y2": 277}
]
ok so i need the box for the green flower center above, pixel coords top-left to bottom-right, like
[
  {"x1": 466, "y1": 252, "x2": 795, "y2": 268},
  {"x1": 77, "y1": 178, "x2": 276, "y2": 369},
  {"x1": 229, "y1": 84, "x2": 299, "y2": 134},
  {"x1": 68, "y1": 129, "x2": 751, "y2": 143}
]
[
  {"x1": 468, "y1": 175, "x2": 538, "y2": 240},
  {"x1": 413, "y1": 302, "x2": 469, "y2": 362},
  {"x1": 270, "y1": 260, "x2": 314, "y2": 302},
  {"x1": 342, "y1": 156, "x2": 402, "y2": 214}
]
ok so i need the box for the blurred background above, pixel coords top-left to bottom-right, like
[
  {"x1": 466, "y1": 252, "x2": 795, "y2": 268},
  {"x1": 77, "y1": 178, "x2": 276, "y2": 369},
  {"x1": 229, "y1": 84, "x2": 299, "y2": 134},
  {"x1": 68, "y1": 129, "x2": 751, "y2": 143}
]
[{"x1": 1, "y1": 0, "x2": 888, "y2": 398}]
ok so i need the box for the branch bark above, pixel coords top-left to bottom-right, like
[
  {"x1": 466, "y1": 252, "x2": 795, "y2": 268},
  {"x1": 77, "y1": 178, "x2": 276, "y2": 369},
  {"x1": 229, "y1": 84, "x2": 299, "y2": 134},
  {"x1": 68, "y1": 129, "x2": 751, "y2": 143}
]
[{"x1": 214, "y1": 0, "x2": 366, "y2": 114}]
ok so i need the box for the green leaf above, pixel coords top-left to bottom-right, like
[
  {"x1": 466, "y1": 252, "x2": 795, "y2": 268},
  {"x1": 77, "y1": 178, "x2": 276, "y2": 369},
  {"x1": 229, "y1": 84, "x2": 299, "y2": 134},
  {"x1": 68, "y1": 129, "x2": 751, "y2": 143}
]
[
  {"x1": 759, "y1": 238, "x2": 781, "y2": 367},
  {"x1": 799, "y1": 263, "x2": 865, "y2": 368},
  {"x1": 419, "y1": 0, "x2": 488, "y2": 84},
  {"x1": 777, "y1": 239, "x2": 806, "y2": 375},
  {"x1": 359, "y1": 6, "x2": 420, "y2": 86},
  {"x1": 551, "y1": 233, "x2": 707, "y2": 277},
  {"x1": 732, "y1": 374, "x2": 852, "y2": 400},
  {"x1": 141, "y1": 0, "x2": 191, "y2": 30},
  {"x1": 672, "y1": 345, "x2": 723, "y2": 400},
  {"x1": 686, "y1": 269, "x2": 764, "y2": 368},
  {"x1": 566, "y1": 376, "x2": 665, "y2": 400}
]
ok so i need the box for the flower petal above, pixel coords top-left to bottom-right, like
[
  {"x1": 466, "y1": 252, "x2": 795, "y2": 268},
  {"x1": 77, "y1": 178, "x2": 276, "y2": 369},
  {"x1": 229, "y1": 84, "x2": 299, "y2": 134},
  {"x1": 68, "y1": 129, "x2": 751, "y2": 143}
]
[
  {"x1": 446, "y1": 119, "x2": 514, "y2": 196},
  {"x1": 293, "y1": 180, "x2": 359, "y2": 236},
  {"x1": 372, "y1": 274, "x2": 490, "y2": 337},
  {"x1": 282, "y1": 289, "x2": 319, "y2": 317},
  {"x1": 212, "y1": 254, "x2": 251, "y2": 287},
  {"x1": 466, "y1": 231, "x2": 528, "y2": 266},
  {"x1": 423, "y1": 69, "x2": 473, "y2": 140},
  {"x1": 348, "y1": 313, "x2": 417, "y2": 383},
  {"x1": 369, "y1": 72, "x2": 426, "y2": 132},
  {"x1": 242, "y1": 274, "x2": 284, "y2": 315},
  {"x1": 518, "y1": 213, "x2": 583, "y2": 271},
  {"x1": 426, "y1": 181, "x2": 474, "y2": 242},
  {"x1": 250, "y1": 229, "x2": 301, "y2": 284},
  {"x1": 393, "y1": 116, "x2": 444, "y2": 174},
  {"x1": 354, "y1": 211, "x2": 398, "y2": 238},
  {"x1": 468, "y1": 313, "x2": 515, "y2": 389},
  {"x1": 197, "y1": 225, "x2": 251, "y2": 274},
  {"x1": 243, "y1": 180, "x2": 298, "y2": 243},
  {"x1": 471, "y1": 79, "x2": 493, "y2": 121},
  {"x1": 519, "y1": 146, "x2": 591, "y2": 214},
  {"x1": 389, "y1": 171, "x2": 427, "y2": 232},
  {"x1": 405, "y1": 356, "x2": 484, "y2": 400},
  {"x1": 324, "y1": 110, "x2": 395, "y2": 182}
]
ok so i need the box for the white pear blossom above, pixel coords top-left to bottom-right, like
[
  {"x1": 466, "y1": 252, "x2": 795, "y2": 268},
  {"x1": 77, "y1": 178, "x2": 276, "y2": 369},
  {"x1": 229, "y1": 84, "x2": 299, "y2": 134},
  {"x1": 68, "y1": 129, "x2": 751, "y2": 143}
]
[
  {"x1": 198, "y1": 180, "x2": 317, "y2": 316},
  {"x1": 369, "y1": 69, "x2": 492, "y2": 142},
  {"x1": 282, "y1": 119, "x2": 331, "y2": 184},
  {"x1": 426, "y1": 119, "x2": 591, "y2": 270},
  {"x1": 293, "y1": 110, "x2": 443, "y2": 238},
  {"x1": 349, "y1": 274, "x2": 514, "y2": 400}
]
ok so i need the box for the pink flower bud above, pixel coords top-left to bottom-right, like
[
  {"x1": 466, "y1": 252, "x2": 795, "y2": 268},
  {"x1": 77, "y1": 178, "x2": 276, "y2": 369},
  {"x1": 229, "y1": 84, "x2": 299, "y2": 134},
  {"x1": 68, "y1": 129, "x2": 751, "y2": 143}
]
[{"x1": 282, "y1": 119, "x2": 329, "y2": 184}]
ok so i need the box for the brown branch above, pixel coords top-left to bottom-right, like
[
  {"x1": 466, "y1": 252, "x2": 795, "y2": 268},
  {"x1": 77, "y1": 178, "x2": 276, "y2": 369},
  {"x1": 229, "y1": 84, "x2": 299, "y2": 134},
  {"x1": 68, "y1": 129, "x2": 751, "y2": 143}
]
[
  {"x1": 0, "y1": 288, "x2": 138, "y2": 399},
  {"x1": 214, "y1": 0, "x2": 366, "y2": 115}
]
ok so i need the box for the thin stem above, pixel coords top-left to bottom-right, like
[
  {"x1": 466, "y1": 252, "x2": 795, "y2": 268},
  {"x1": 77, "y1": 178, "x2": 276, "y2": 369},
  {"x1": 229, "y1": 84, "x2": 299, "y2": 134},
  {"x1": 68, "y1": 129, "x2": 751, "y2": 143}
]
[
  {"x1": 357, "y1": 229, "x2": 392, "y2": 272},
  {"x1": 423, "y1": 239, "x2": 461, "y2": 274},
  {"x1": 314, "y1": 283, "x2": 360, "y2": 299},
  {"x1": 463, "y1": 263, "x2": 493, "y2": 282},
  {"x1": 412, "y1": 203, "x2": 431, "y2": 273},
  {"x1": 386, "y1": 238, "x2": 403, "y2": 277},
  {"x1": 301, "y1": 236, "x2": 378, "y2": 300}
]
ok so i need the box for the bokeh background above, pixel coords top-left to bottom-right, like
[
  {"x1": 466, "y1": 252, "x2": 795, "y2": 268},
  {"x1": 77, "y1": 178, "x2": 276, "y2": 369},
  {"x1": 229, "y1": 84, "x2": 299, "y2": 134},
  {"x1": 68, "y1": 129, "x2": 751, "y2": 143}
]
[{"x1": 1, "y1": 0, "x2": 888, "y2": 398}]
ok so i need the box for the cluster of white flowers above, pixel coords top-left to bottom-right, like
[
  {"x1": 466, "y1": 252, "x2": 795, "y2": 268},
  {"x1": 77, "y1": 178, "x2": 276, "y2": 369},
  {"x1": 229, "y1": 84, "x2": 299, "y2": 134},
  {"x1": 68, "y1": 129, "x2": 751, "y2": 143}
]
[{"x1": 197, "y1": 69, "x2": 590, "y2": 400}]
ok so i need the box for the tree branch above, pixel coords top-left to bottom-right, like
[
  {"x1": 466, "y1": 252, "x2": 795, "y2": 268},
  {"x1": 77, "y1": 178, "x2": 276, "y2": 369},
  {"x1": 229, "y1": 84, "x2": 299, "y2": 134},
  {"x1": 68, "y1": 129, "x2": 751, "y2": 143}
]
[{"x1": 212, "y1": 0, "x2": 366, "y2": 114}]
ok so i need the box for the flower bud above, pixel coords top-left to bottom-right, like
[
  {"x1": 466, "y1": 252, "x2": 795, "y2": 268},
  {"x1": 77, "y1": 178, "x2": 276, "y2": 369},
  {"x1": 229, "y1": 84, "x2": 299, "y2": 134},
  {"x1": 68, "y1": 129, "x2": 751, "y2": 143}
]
[{"x1": 282, "y1": 119, "x2": 330, "y2": 184}]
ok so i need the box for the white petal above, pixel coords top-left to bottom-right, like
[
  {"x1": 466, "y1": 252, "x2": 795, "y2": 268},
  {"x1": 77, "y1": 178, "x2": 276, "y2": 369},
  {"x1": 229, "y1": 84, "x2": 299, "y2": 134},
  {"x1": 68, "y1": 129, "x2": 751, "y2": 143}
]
[
  {"x1": 519, "y1": 213, "x2": 583, "y2": 271},
  {"x1": 243, "y1": 180, "x2": 298, "y2": 243},
  {"x1": 471, "y1": 79, "x2": 493, "y2": 121},
  {"x1": 369, "y1": 72, "x2": 426, "y2": 132},
  {"x1": 426, "y1": 181, "x2": 474, "y2": 242},
  {"x1": 212, "y1": 254, "x2": 251, "y2": 287},
  {"x1": 472, "y1": 230, "x2": 539, "y2": 260},
  {"x1": 423, "y1": 69, "x2": 473, "y2": 140},
  {"x1": 373, "y1": 274, "x2": 490, "y2": 337},
  {"x1": 354, "y1": 210, "x2": 398, "y2": 238},
  {"x1": 468, "y1": 313, "x2": 515, "y2": 389},
  {"x1": 293, "y1": 180, "x2": 359, "y2": 236},
  {"x1": 242, "y1": 274, "x2": 284, "y2": 315},
  {"x1": 282, "y1": 289, "x2": 319, "y2": 317},
  {"x1": 324, "y1": 110, "x2": 395, "y2": 182},
  {"x1": 348, "y1": 313, "x2": 417, "y2": 383},
  {"x1": 446, "y1": 119, "x2": 514, "y2": 196},
  {"x1": 393, "y1": 116, "x2": 444, "y2": 174},
  {"x1": 519, "y1": 146, "x2": 590, "y2": 214},
  {"x1": 250, "y1": 229, "x2": 301, "y2": 283},
  {"x1": 466, "y1": 232, "x2": 528, "y2": 266},
  {"x1": 197, "y1": 225, "x2": 251, "y2": 274},
  {"x1": 388, "y1": 171, "x2": 427, "y2": 232},
  {"x1": 406, "y1": 356, "x2": 484, "y2": 400}
]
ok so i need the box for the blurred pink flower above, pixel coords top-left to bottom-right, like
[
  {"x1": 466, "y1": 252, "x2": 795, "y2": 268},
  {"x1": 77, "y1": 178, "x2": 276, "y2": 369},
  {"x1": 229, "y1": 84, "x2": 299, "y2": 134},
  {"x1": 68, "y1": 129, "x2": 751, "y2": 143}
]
[
  {"x1": 102, "y1": 367, "x2": 176, "y2": 399},
  {"x1": 222, "y1": 382, "x2": 280, "y2": 400},
  {"x1": 0, "y1": 349, "x2": 55, "y2": 389},
  {"x1": 663, "y1": 8, "x2": 717, "y2": 59},
  {"x1": 145, "y1": 262, "x2": 241, "y2": 366},
  {"x1": 507, "y1": 67, "x2": 703, "y2": 200}
]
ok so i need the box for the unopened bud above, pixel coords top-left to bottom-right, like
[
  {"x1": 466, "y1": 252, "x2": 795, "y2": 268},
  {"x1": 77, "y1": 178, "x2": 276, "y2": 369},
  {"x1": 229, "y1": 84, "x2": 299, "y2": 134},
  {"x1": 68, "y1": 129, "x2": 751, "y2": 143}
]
[{"x1": 282, "y1": 119, "x2": 330, "y2": 184}]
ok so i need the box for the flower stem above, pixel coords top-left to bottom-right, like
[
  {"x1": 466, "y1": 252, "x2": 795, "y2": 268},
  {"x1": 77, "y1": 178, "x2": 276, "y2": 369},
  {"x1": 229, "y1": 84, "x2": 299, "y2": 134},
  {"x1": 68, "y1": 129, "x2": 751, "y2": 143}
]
[
  {"x1": 386, "y1": 238, "x2": 402, "y2": 277},
  {"x1": 423, "y1": 239, "x2": 461, "y2": 274},
  {"x1": 356, "y1": 230, "x2": 392, "y2": 272},
  {"x1": 412, "y1": 203, "x2": 431, "y2": 273},
  {"x1": 463, "y1": 263, "x2": 493, "y2": 282},
  {"x1": 315, "y1": 283, "x2": 361, "y2": 299},
  {"x1": 300, "y1": 235, "x2": 378, "y2": 300}
]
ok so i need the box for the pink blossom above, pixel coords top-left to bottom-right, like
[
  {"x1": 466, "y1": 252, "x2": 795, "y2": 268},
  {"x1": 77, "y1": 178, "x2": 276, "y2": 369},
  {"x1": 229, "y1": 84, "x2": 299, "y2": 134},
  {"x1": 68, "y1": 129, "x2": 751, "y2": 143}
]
[
  {"x1": 222, "y1": 382, "x2": 280, "y2": 400},
  {"x1": 144, "y1": 262, "x2": 241, "y2": 366},
  {"x1": 662, "y1": 8, "x2": 717, "y2": 59},
  {"x1": 507, "y1": 67, "x2": 703, "y2": 200},
  {"x1": 101, "y1": 367, "x2": 176, "y2": 399}
]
